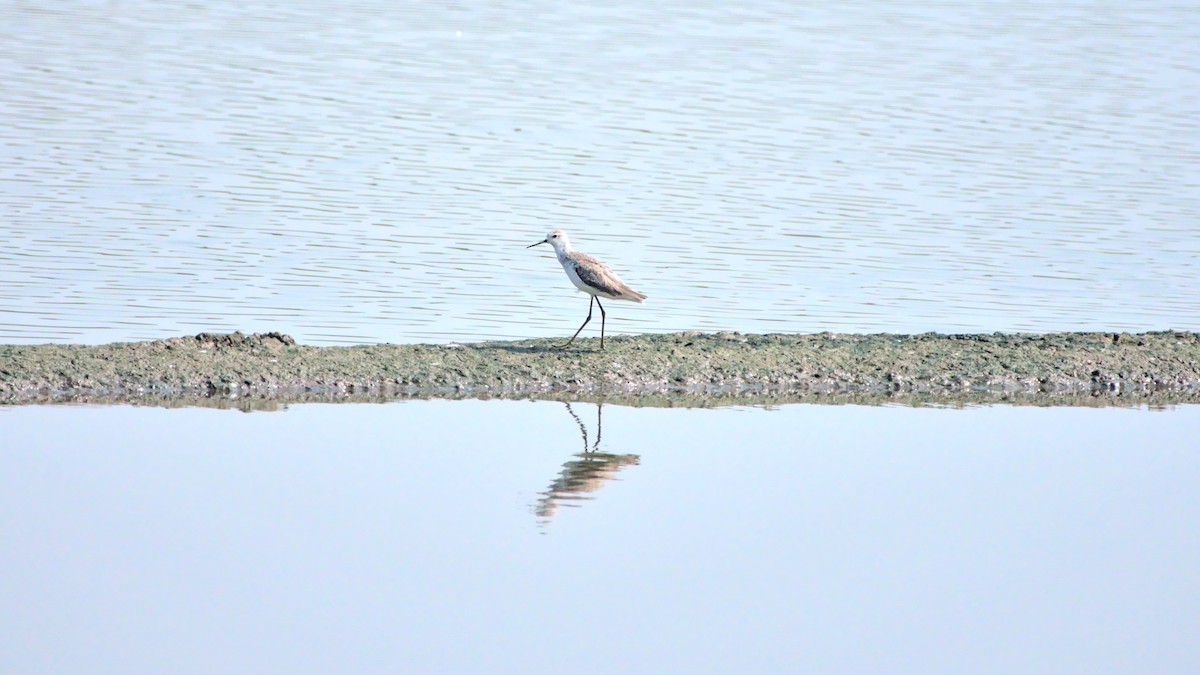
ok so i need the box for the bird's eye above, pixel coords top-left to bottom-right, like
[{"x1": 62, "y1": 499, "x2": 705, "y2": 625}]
[{"x1": 551, "y1": 234, "x2": 558, "y2": 238}]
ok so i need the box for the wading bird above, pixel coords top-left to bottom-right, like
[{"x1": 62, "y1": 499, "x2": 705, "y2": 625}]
[{"x1": 527, "y1": 229, "x2": 646, "y2": 349}]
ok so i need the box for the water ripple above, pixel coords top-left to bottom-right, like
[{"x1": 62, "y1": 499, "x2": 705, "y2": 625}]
[{"x1": 1, "y1": 1, "x2": 1197, "y2": 345}]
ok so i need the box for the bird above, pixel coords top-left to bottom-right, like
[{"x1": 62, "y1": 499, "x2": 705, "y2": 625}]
[{"x1": 527, "y1": 229, "x2": 646, "y2": 349}]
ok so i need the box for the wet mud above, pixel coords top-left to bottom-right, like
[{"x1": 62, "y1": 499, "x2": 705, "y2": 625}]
[{"x1": 2, "y1": 330, "x2": 1199, "y2": 406}]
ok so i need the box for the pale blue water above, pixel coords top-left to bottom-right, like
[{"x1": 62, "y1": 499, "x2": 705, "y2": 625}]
[
  {"x1": 1, "y1": 400, "x2": 1198, "y2": 673},
  {"x1": 2, "y1": 1, "x2": 1198, "y2": 345},
  {"x1": 3, "y1": 4, "x2": 1198, "y2": 670}
]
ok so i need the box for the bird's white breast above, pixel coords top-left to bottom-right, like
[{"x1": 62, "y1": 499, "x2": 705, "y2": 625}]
[{"x1": 557, "y1": 252, "x2": 599, "y2": 296}]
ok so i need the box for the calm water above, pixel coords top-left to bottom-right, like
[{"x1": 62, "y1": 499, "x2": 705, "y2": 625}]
[
  {"x1": 2, "y1": 1, "x2": 1198, "y2": 345},
  {"x1": 2, "y1": 400, "x2": 1198, "y2": 673}
]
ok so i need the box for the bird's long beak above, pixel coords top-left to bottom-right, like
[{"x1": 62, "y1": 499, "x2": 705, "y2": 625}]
[{"x1": 527, "y1": 239, "x2": 547, "y2": 248}]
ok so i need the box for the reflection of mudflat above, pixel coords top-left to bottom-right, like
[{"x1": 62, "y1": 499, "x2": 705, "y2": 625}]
[{"x1": 535, "y1": 403, "x2": 640, "y2": 522}]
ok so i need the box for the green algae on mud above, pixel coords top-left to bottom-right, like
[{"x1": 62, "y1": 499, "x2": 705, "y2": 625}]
[{"x1": 2, "y1": 330, "x2": 1199, "y2": 404}]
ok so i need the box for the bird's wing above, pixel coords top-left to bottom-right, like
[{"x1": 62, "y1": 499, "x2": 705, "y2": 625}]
[{"x1": 573, "y1": 253, "x2": 640, "y2": 299}]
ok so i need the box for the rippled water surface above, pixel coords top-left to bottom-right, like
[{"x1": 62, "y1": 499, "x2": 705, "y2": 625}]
[
  {"x1": 2, "y1": 400, "x2": 1199, "y2": 673},
  {"x1": 2, "y1": 1, "x2": 1197, "y2": 344}
]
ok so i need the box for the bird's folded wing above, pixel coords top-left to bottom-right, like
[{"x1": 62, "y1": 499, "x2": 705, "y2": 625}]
[{"x1": 573, "y1": 257, "x2": 635, "y2": 298}]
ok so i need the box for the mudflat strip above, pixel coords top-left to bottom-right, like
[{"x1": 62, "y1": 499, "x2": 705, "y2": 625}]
[{"x1": 2, "y1": 331, "x2": 1199, "y2": 404}]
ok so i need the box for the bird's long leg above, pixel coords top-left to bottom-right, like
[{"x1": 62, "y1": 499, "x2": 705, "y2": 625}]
[
  {"x1": 563, "y1": 296, "x2": 594, "y2": 348},
  {"x1": 596, "y1": 297, "x2": 607, "y2": 349}
]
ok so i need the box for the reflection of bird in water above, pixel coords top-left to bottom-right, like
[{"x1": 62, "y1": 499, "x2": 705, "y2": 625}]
[{"x1": 535, "y1": 402, "x2": 641, "y2": 523}]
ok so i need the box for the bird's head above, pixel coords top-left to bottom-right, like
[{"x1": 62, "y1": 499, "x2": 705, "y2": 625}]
[{"x1": 527, "y1": 229, "x2": 569, "y2": 251}]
